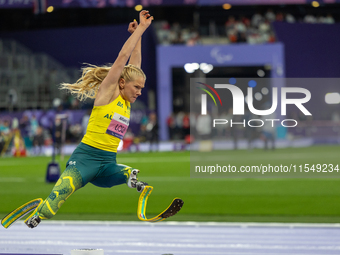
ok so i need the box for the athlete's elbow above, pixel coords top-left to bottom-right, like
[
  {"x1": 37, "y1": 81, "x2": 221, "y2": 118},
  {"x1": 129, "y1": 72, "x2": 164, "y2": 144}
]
[{"x1": 118, "y1": 51, "x2": 130, "y2": 61}]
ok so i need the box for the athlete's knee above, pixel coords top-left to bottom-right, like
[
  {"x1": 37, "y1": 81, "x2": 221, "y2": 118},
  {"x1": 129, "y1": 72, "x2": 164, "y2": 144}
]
[
  {"x1": 37, "y1": 169, "x2": 83, "y2": 219},
  {"x1": 60, "y1": 166, "x2": 84, "y2": 189},
  {"x1": 49, "y1": 174, "x2": 81, "y2": 204}
]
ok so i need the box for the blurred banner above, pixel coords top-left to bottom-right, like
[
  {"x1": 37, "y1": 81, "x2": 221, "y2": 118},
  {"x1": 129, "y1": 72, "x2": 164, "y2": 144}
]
[
  {"x1": 1, "y1": 0, "x2": 339, "y2": 8},
  {"x1": 198, "y1": 0, "x2": 338, "y2": 5}
]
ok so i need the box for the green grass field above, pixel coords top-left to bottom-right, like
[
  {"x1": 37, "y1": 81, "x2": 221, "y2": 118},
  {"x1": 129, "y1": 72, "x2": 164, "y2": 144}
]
[{"x1": 1, "y1": 145, "x2": 340, "y2": 223}]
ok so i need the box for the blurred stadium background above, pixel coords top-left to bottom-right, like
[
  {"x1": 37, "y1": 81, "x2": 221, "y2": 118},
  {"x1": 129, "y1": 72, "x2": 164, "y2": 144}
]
[{"x1": 1, "y1": 0, "x2": 340, "y2": 224}]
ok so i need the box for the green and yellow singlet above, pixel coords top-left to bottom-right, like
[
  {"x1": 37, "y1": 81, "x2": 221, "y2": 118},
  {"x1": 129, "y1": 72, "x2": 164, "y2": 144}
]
[{"x1": 82, "y1": 94, "x2": 131, "y2": 152}]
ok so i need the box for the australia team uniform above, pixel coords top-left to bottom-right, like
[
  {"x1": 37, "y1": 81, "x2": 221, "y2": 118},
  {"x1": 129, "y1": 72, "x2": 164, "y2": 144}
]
[{"x1": 35, "y1": 95, "x2": 135, "y2": 219}]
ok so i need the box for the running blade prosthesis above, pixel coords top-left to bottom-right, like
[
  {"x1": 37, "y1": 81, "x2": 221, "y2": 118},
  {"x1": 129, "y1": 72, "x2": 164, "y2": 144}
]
[
  {"x1": 137, "y1": 186, "x2": 184, "y2": 222},
  {"x1": 1, "y1": 198, "x2": 43, "y2": 229}
]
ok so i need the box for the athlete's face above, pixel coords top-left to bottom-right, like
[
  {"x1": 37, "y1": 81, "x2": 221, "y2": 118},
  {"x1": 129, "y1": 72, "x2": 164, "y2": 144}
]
[{"x1": 120, "y1": 76, "x2": 145, "y2": 103}]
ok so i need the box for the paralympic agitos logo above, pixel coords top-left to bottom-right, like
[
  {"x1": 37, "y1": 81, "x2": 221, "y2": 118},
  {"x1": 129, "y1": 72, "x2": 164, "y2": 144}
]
[{"x1": 196, "y1": 82, "x2": 311, "y2": 128}]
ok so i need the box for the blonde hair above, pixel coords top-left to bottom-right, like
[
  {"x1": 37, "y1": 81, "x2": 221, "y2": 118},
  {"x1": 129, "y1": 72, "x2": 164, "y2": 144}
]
[{"x1": 60, "y1": 64, "x2": 146, "y2": 101}]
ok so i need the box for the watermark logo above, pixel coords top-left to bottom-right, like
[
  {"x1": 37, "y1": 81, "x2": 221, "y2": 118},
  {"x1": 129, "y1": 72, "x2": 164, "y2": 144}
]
[
  {"x1": 198, "y1": 82, "x2": 311, "y2": 116},
  {"x1": 196, "y1": 82, "x2": 222, "y2": 115},
  {"x1": 196, "y1": 81, "x2": 312, "y2": 128}
]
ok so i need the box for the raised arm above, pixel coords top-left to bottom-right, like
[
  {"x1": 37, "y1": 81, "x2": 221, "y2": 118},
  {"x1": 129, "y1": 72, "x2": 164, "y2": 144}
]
[
  {"x1": 94, "y1": 10, "x2": 153, "y2": 106},
  {"x1": 128, "y1": 19, "x2": 142, "y2": 68}
]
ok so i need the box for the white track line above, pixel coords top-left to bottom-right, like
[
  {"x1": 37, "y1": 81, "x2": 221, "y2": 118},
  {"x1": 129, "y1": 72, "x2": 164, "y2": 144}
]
[
  {"x1": 0, "y1": 177, "x2": 25, "y2": 182},
  {"x1": 11, "y1": 220, "x2": 340, "y2": 228}
]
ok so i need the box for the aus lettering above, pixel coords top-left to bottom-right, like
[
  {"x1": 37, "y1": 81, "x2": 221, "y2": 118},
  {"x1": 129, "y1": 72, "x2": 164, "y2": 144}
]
[{"x1": 104, "y1": 114, "x2": 112, "y2": 120}]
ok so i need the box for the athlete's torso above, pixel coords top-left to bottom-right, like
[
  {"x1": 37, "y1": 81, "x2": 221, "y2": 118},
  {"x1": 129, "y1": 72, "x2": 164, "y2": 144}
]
[{"x1": 81, "y1": 95, "x2": 131, "y2": 152}]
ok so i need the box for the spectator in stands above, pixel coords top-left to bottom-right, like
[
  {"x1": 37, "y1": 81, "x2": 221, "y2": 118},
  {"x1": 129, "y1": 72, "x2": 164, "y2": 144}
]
[
  {"x1": 167, "y1": 113, "x2": 176, "y2": 140},
  {"x1": 137, "y1": 124, "x2": 148, "y2": 143},
  {"x1": 0, "y1": 119, "x2": 4, "y2": 135},
  {"x1": 186, "y1": 29, "x2": 200, "y2": 46},
  {"x1": 304, "y1": 14, "x2": 317, "y2": 23},
  {"x1": 251, "y1": 12, "x2": 264, "y2": 28},
  {"x1": 54, "y1": 117, "x2": 63, "y2": 155},
  {"x1": 225, "y1": 16, "x2": 236, "y2": 34},
  {"x1": 32, "y1": 126, "x2": 45, "y2": 155},
  {"x1": 240, "y1": 16, "x2": 251, "y2": 27},
  {"x1": 285, "y1": 13, "x2": 296, "y2": 23},
  {"x1": 318, "y1": 14, "x2": 335, "y2": 24},
  {"x1": 19, "y1": 115, "x2": 30, "y2": 138},
  {"x1": 225, "y1": 16, "x2": 238, "y2": 43},
  {"x1": 265, "y1": 9, "x2": 276, "y2": 22},
  {"x1": 268, "y1": 32, "x2": 276, "y2": 43},
  {"x1": 0, "y1": 119, "x2": 12, "y2": 155},
  {"x1": 0, "y1": 119, "x2": 11, "y2": 135},
  {"x1": 30, "y1": 115, "x2": 39, "y2": 137},
  {"x1": 275, "y1": 12, "x2": 284, "y2": 22},
  {"x1": 70, "y1": 98, "x2": 81, "y2": 109},
  {"x1": 0, "y1": 131, "x2": 5, "y2": 155},
  {"x1": 172, "y1": 22, "x2": 181, "y2": 35},
  {"x1": 0, "y1": 119, "x2": 6, "y2": 154},
  {"x1": 81, "y1": 109, "x2": 91, "y2": 136},
  {"x1": 13, "y1": 128, "x2": 26, "y2": 157},
  {"x1": 259, "y1": 20, "x2": 271, "y2": 34},
  {"x1": 182, "y1": 112, "x2": 190, "y2": 139},
  {"x1": 140, "y1": 112, "x2": 149, "y2": 126},
  {"x1": 176, "y1": 111, "x2": 185, "y2": 139},
  {"x1": 68, "y1": 123, "x2": 83, "y2": 143},
  {"x1": 146, "y1": 112, "x2": 159, "y2": 151},
  {"x1": 324, "y1": 14, "x2": 335, "y2": 24},
  {"x1": 155, "y1": 9, "x2": 336, "y2": 47},
  {"x1": 168, "y1": 30, "x2": 179, "y2": 44},
  {"x1": 156, "y1": 21, "x2": 172, "y2": 45},
  {"x1": 235, "y1": 18, "x2": 247, "y2": 35}
]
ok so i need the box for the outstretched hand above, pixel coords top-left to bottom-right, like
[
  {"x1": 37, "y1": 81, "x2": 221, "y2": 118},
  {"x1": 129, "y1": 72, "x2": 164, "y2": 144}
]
[
  {"x1": 139, "y1": 10, "x2": 153, "y2": 28},
  {"x1": 128, "y1": 20, "x2": 138, "y2": 34}
]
